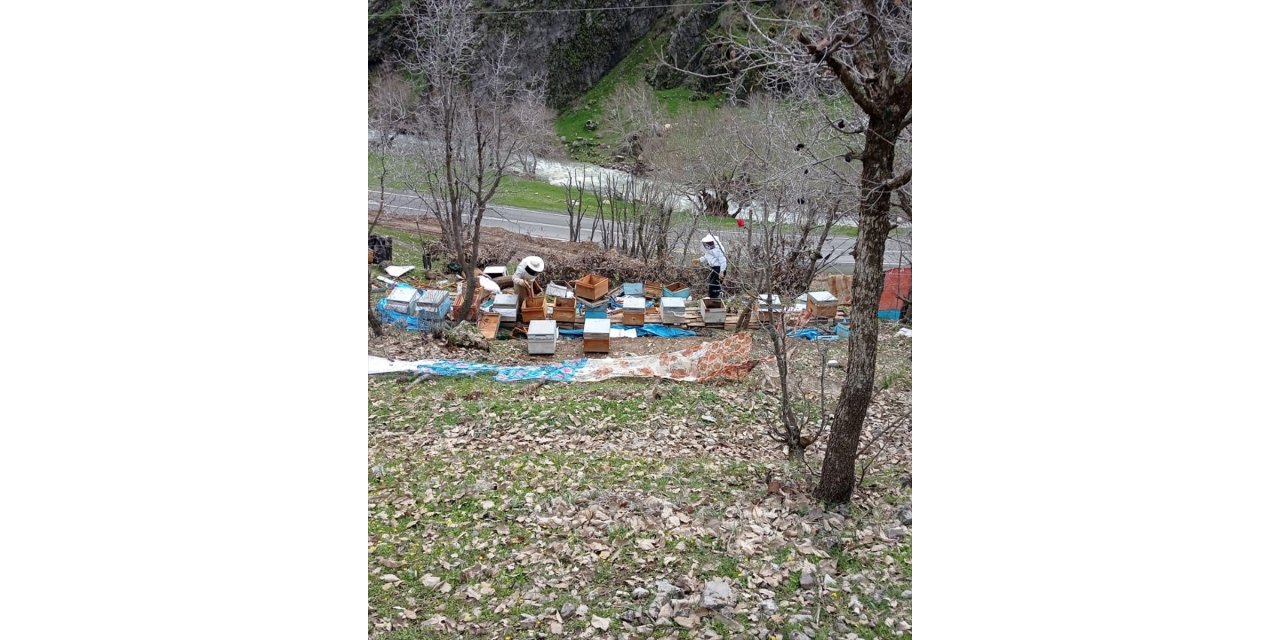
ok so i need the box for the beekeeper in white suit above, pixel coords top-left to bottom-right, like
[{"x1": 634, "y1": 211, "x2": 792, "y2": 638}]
[
  {"x1": 512, "y1": 255, "x2": 545, "y2": 307},
  {"x1": 693, "y1": 235, "x2": 727, "y2": 298}
]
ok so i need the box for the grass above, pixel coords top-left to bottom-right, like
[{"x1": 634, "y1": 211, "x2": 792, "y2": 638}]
[{"x1": 368, "y1": 327, "x2": 913, "y2": 638}]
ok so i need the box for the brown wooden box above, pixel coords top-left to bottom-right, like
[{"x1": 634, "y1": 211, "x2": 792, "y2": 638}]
[
  {"x1": 521, "y1": 300, "x2": 546, "y2": 322},
  {"x1": 478, "y1": 312, "x2": 501, "y2": 339},
  {"x1": 623, "y1": 309, "x2": 645, "y2": 326},
  {"x1": 575, "y1": 274, "x2": 610, "y2": 301},
  {"x1": 583, "y1": 337, "x2": 611, "y2": 353},
  {"x1": 806, "y1": 297, "x2": 838, "y2": 318},
  {"x1": 644, "y1": 281, "x2": 663, "y2": 299}
]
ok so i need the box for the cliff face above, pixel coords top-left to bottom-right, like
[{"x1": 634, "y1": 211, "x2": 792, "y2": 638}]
[{"x1": 368, "y1": 1, "x2": 676, "y2": 109}]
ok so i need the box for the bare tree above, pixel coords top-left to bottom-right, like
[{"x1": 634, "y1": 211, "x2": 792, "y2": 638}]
[
  {"x1": 395, "y1": 0, "x2": 549, "y2": 319},
  {"x1": 562, "y1": 168, "x2": 592, "y2": 243},
  {"x1": 368, "y1": 74, "x2": 413, "y2": 235},
  {"x1": 718, "y1": 0, "x2": 912, "y2": 504}
]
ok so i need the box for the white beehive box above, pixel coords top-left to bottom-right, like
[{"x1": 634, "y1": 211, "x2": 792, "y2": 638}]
[
  {"x1": 546, "y1": 281, "x2": 572, "y2": 298},
  {"x1": 699, "y1": 297, "x2": 726, "y2": 323},
  {"x1": 527, "y1": 320, "x2": 558, "y2": 355},
  {"x1": 583, "y1": 317, "x2": 611, "y2": 338},
  {"x1": 583, "y1": 317, "x2": 611, "y2": 353},
  {"x1": 483, "y1": 265, "x2": 508, "y2": 279},
  {"x1": 660, "y1": 296, "x2": 686, "y2": 323},
  {"x1": 492, "y1": 293, "x2": 519, "y2": 324},
  {"x1": 385, "y1": 287, "x2": 421, "y2": 315},
  {"x1": 416, "y1": 290, "x2": 452, "y2": 321}
]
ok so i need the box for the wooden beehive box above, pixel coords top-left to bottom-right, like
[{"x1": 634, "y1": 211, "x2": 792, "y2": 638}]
[
  {"x1": 521, "y1": 297, "x2": 546, "y2": 322},
  {"x1": 478, "y1": 312, "x2": 501, "y2": 340},
  {"x1": 526, "y1": 320, "x2": 558, "y2": 355},
  {"x1": 583, "y1": 318, "x2": 611, "y2": 353},
  {"x1": 575, "y1": 273, "x2": 610, "y2": 301},
  {"x1": 805, "y1": 291, "x2": 838, "y2": 318},
  {"x1": 552, "y1": 296, "x2": 577, "y2": 322},
  {"x1": 663, "y1": 282, "x2": 690, "y2": 299},
  {"x1": 699, "y1": 297, "x2": 726, "y2": 324},
  {"x1": 755, "y1": 294, "x2": 784, "y2": 323},
  {"x1": 644, "y1": 281, "x2": 663, "y2": 299},
  {"x1": 621, "y1": 296, "x2": 646, "y2": 326}
]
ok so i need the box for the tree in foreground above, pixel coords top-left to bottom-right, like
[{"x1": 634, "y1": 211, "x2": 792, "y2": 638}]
[{"x1": 710, "y1": 0, "x2": 911, "y2": 504}]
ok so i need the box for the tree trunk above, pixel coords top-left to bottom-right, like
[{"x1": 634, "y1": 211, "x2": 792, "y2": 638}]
[{"x1": 814, "y1": 115, "x2": 899, "y2": 504}]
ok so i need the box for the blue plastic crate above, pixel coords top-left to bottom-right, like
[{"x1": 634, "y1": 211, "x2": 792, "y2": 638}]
[{"x1": 877, "y1": 310, "x2": 901, "y2": 321}]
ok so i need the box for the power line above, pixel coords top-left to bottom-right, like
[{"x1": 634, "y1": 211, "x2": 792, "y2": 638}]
[{"x1": 474, "y1": 2, "x2": 718, "y2": 15}]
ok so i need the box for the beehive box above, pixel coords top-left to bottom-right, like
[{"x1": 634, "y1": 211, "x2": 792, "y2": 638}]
[
  {"x1": 546, "y1": 281, "x2": 572, "y2": 299},
  {"x1": 521, "y1": 297, "x2": 546, "y2": 322},
  {"x1": 755, "y1": 294, "x2": 785, "y2": 323},
  {"x1": 583, "y1": 318, "x2": 611, "y2": 353},
  {"x1": 575, "y1": 273, "x2": 610, "y2": 301},
  {"x1": 622, "y1": 296, "x2": 646, "y2": 326},
  {"x1": 492, "y1": 293, "x2": 519, "y2": 325},
  {"x1": 699, "y1": 297, "x2": 726, "y2": 324},
  {"x1": 384, "y1": 287, "x2": 421, "y2": 315},
  {"x1": 805, "y1": 291, "x2": 838, "y2": 318},
  {"x1": 622, "y1": 282, "x2": 644, "y2": 296},
  {"x1": 552, "y1": 296, "x2": 577, "y2": 322},
  {"x1": 661, "y1": 297, "x2": 687, "y2": 324},
  {"x1": 527, "y1": 320, "x2": 558, "y2": 355},
  {"x1": 483, "y1": 265, "x2": 508, "y2": 279},
  {"x1": 478, "y1": 312, "x2": 501, "y2": 339},
  {"x1": 580, "y1": 297, "x2": 610, "y2": 320},
  {"x1": 416, "y1": 290, "x2": 452, "y2": 321},
  {"x1": 644, "y1": 281, "x2": 663, "y2": 299},
  {"x1": 662, "y1": 282, "x2": 690, "y2": 299}
]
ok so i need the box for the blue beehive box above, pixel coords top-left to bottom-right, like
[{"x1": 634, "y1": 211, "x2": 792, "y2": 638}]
[
  {"x1": 622, "y1": 282, "x2": 644, "y2": 296},
  {"x1": 580, "y1": 298, "x2": 609, "y2": 319}
]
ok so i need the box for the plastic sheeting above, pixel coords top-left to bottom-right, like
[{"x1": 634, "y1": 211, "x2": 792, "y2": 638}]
[
  {"x1": 369, "y1": 333, "x2": 765, "y2": 383},
  {"x1": 787, "y1": 328, "x2": 841, "y2": 341}
]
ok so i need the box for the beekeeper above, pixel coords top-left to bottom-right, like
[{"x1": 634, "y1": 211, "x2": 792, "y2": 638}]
[
  {"x1": 693, "y1": 235, "x2": 727, "y2": 299},
  {"x1": 512, "y1": 255, "x2": 545, "y2": 306}
]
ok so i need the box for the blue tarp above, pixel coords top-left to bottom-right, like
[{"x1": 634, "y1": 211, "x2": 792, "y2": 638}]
[
  {"x1": 409, "y1": 358, "x2": 588, "y2": 382},
  {"x1": 787, "y1": 327, "x2": 841, "y2": 341}
]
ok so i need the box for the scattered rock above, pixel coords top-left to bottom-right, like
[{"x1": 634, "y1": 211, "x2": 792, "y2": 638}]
[
  {"x1": 655, "y1": 580, "x2": 682, "y2": 599},
  {"x1": 701, "y1": 414, "x2": 717, "y2": 423},
  {"x1": 701, "y1": 580, "x2": 736, "y2": 609},
  {"x1": 371, "y1": 464, "x2": 385, "y2": 478},
  {"x1": 675, "y1": 616, "x2": 697, "y2": 629},
  {"x1": 632, "y1": 587, "x2": 650, "y2": 599},
  {"x1": 590, "y1": 615, "x2": 610, "y2": 631},
  {"x1": 885, "y1": 526, "x2": 908, "y2": 539},
  {"x1": 898, "y1": 506, "x2": 913, "y2": 525},
  {"x1": 559, "y1": 603, "x2": 576, "y2": 618},
  {"x1": 903, "y1": 590, "x2": 913, "y2": 599},
  {"x1": 759, "y1": 599, "x2": 778, "y2": 613},
  {"x1": 789, "y1": 631, "x2": 812, "y2": 640},
  {"x1": 799, "y1": 571, "x2": 815, "y2": 588}
]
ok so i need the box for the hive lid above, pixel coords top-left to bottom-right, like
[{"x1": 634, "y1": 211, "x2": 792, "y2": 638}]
[
  {"x1": 757, "y1": 294, "x2": 782, "y2": 305},
  {"x1": 807, "y1": 291, "x2": 837, "y2": 303},
  {"x1": 528, "y1": 320, "x2": 557, "y2": 335},
  {"x1": 387, "y1": 287, "x2": 419, "y2": 303},
  {"x1": 420, "y1": 290, "x2": 450, "y2": 304},
  {"x1": 483, "y1": 265, "x2": 507, "y2": 277},
  {"x1": 622, "y1": 296, "x2": 645, "y2": 309},
  {"x1": 493, "y1": 293, "x2": 518, "y2": 306},
  {"x1": 579, "y1": 297, "x2": 610, "y2": 309},
  {"x1": 583, "y1": 318, "x2": 611, "y2": 334},
  {"x1": 660, "y1": 297, "x2": 687, "y2": 308}
]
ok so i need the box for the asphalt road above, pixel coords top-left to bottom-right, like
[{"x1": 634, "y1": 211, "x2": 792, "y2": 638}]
[{"x1": 368, "y1": 189, "x2": 911, "y2": 273}]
